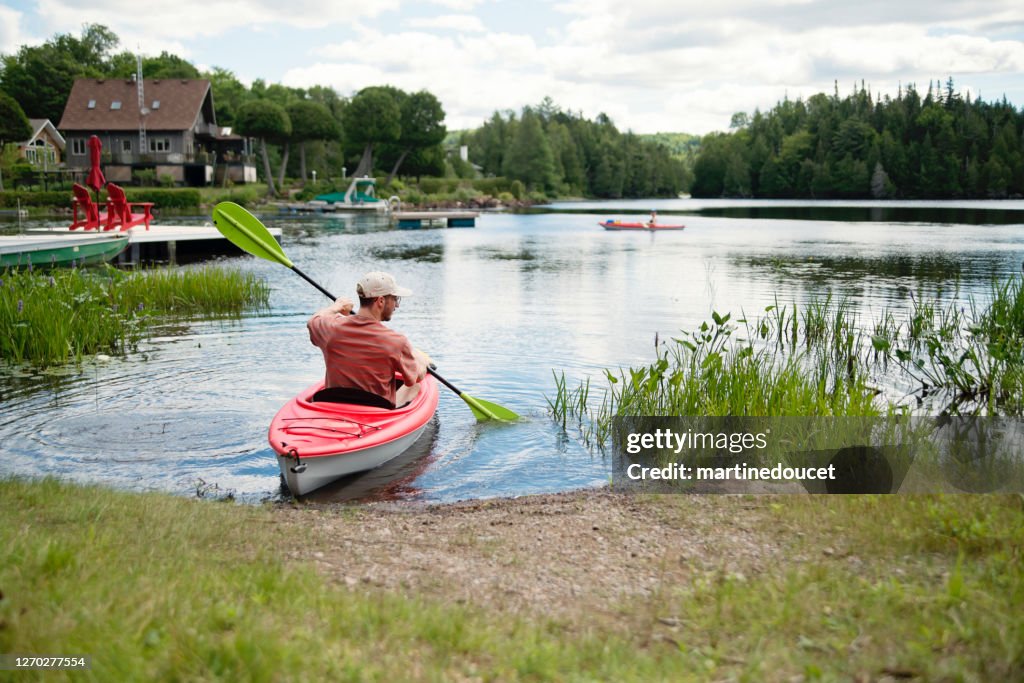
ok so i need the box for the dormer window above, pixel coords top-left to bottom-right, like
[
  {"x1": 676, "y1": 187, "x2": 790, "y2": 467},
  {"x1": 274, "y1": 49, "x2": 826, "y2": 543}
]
[
  {"x1": 111, "y1": 101, "x2": 122, "y2": 110},
  {"x1": 152, "y1": 100, "x2": 161, "y2": 110},
  {"x1": 87, "y1": 100, "x2": 96, "y2": 109}
]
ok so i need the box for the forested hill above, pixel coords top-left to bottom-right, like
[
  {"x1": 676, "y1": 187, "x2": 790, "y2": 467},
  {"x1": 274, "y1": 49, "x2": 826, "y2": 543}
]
[
  {"x1": 638, "y1": 132, "x2": 701, "y2": 159},
  {"x1": 692, "y1": 81, "x2": 1024, "y2": 199},
  {"x1": 460, "y1": 101, "x2": 690, "y2": 198}
]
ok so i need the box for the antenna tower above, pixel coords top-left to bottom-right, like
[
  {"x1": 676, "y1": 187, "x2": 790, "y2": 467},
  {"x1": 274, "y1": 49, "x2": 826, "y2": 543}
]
[{"x1": 137, "y1": 52, "x2": 147, "y2": 153}]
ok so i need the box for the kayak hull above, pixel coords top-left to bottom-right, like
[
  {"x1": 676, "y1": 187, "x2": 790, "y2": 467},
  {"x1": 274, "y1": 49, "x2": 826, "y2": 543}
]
[
  {"x1": 600, "y1": 221, "x2": 686, "y2": 231},
  {"x1": 269, "y1": 374, "x2": 439, "y2": 495},
  {"x1": 0, "y1": 234, "x2": 128, "y2": 268}
]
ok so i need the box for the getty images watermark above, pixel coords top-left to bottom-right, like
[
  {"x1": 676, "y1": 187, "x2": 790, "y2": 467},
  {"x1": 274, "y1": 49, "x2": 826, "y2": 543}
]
[{"x1": 611, "y1": 416, "x2": 1024, "y2": 494}]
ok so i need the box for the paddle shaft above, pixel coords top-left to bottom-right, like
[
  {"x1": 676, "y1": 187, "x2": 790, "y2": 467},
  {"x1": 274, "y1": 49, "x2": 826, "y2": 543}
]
[
  {"x1": 304, "y1": 276, "x2": 465, "y2": 394},
  {"x1": 292, "y1": 265, "x2": 338, "y2": 302}
]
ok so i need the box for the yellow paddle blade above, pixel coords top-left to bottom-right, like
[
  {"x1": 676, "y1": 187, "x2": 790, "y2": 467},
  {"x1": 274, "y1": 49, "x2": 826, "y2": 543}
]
[{"x1": 212, "y1": 202, "x2": 293, "y2": 268}]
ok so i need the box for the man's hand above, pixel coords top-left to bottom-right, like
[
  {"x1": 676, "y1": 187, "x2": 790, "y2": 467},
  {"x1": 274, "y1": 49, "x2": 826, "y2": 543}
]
[
  {"x1": 328, "y1": 297, "x2": 354, "y2": 315},
  {"x1": 414, "y1": 348, "x2": 436, "y2": 370}
]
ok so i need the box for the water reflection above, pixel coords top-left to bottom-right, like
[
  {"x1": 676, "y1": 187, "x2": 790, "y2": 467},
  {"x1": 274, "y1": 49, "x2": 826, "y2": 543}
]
[
  {"x1": 739, "y1": 253, "x2": 966, "y2": 283},
  {"x1": 371, "y1": 243, "x2": 445, "y2": 262},
  {"x1": 694, "y1": 205, "x2": 1024, "y2": 225}
]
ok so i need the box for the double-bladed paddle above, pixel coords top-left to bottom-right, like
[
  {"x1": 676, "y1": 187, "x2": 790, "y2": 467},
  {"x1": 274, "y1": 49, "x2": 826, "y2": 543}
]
[{"x1": 211, "y1": 201, "x2": 518, "y2": 422}]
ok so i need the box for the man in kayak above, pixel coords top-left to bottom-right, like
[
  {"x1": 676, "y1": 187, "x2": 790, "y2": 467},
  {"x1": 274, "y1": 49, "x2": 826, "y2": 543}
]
[
  {"x1": 307, "y1": 271, "x2": 431, "y2": 408},
  {"x1": 647, "y1": 210, "x2": 658, "y2": 227}
]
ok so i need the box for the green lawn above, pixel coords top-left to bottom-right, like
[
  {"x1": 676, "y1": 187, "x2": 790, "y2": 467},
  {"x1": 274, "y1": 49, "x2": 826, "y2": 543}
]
[{"x1": 1, "y1": 478, "x2": 1021, "y2": 681}]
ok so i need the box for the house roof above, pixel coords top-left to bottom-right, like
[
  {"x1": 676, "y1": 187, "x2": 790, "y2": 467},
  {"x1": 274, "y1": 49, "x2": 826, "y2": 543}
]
[
  {"x1": 25, "y1": 119, "x2": 66, "y2": 150},
  {"x1": 58, "y1": 78, "x2": 215, "y2": 132}
]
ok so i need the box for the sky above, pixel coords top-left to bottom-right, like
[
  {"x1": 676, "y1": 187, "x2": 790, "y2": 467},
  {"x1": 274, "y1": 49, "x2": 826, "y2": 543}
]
[{"x1": 2, "y1": 0, "x2": 1023, "y2": 135}]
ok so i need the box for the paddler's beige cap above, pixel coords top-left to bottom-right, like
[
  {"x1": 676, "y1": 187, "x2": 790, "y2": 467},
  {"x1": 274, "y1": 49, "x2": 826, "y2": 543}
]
[{"x1": 356, "y1": 271, "x2": 412, "y2": 298}]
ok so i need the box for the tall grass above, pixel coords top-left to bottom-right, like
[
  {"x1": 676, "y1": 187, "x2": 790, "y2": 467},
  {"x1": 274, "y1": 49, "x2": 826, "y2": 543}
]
[
  {"x1": 551, "y1": 274, "x2": 1024, "y2": 447},
  {"x1": 552, "y1": 307, "x2": 884, "y2": 447},
  {"x1": 0, "y1": 265, "x2": 269, "y2": 367},
  {"x1": 111, "y1": 266, "x2": 271, "y2": 316}
]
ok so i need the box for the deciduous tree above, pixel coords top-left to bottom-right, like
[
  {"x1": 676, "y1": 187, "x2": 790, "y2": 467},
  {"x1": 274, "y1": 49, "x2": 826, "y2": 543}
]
[
  {"x1": 343, "y1": 87, "x2": 401, "y2": 178},
  {"x1": 0, "y1": 24, "x2": 118, "y2": 122},
  {"x1": 385, "y1": 90, "x2": 446, "y2": 184},
  {"x1": 0, "y1": 90, "x2": 33, "y2": 191},
  {"x1": 235, "y1": 99, "x2": 291, "y2": 196},
  {"x1": 287, "y1": 100, "x2": 341, "y2": 182}
]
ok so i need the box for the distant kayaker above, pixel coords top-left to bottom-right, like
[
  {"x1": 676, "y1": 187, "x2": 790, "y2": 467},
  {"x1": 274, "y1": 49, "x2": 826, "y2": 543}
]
[
  {"x1": 648, "y1": 210, "x2": 658, "y2": 227},
  {"x1": 307, "y1": 271, "x2": 431, "y2": 408}
]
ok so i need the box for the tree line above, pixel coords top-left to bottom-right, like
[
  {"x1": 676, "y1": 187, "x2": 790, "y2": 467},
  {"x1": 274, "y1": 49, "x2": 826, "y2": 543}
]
[
  {"x1": 0, "y1": 24, "x2": 446, "y2": 196},
  {"x1": 693, "y1": 80, "x2": 1024, "y2": 199},
  {"x1": 458, "y1": 98, "x2": 689, "y2": 197},
  {"x1": 1, "y1": 25, "x2": 689, "y2": 200}
]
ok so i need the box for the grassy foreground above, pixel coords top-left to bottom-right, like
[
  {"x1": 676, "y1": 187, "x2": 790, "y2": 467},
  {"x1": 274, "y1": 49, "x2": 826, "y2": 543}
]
[{"x1": 1, "y1": 478, "x2": 1021, "y2": 681}]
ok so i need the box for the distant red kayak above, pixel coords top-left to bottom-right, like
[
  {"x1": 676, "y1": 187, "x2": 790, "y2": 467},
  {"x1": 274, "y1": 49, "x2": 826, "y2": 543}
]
[{"x1": 600, "y1": 220, "x2": 685, "y2": 231}]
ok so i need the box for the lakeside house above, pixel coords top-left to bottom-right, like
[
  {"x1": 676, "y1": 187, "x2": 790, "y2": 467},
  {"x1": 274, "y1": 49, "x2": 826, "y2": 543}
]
[
  {"x1": 58, "y1": 78, "x2": 256, "y2": 187},
  {"x1": 19, "y1": 119, "x2": 65, "y2": 168}
]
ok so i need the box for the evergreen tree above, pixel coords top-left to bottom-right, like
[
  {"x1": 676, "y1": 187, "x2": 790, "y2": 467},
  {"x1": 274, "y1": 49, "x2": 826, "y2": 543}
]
[
  {"x1": 870, "y1": 162, "x2": 894, "y2": 199},
  {"x1": 502, "y1": 108, "x2": 557, "y2": 193},
  {"x1": 691, "y1": 80, "x2": 1024, "y2": 199}
]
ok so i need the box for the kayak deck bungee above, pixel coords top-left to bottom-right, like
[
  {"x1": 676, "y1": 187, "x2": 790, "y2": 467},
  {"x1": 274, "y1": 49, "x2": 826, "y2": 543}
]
[
  {"x1": 600, "y1": 220, "x2": 686, "y2": 231},
  {"x1": 269, "y1": 373, "x2": 439, "y2": 495}
]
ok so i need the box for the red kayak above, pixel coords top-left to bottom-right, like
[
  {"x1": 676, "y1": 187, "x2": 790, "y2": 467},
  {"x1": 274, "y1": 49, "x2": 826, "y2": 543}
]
[
  {"x1": 600, "y1": 220, "x2": 686, "y2": 231},
  {"x1": 269, "y1": 374, "x2": 439, "y2": 495}
]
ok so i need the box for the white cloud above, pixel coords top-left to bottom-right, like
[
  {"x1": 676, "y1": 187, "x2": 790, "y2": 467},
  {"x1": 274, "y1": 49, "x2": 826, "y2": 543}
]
[
  {"x1": 0, "y1": 6, "x2": 23, "y2": 54},
  {"x1": 32, "y1": 0, "x2": 401, "y2": 42},
  {"x1": 9, "y1": 0, "x2": 1024, "y2": 134},
  {"x1": 287, "y1": 0, "x2": 1024, "y2": 134},
  {"x1": 406, "y1": 14, "x2": 486, "y2": 33},
  {"x1": 429, "y1": 0, "x2": 485, "y2": 10},
  {"x1": 287, "y1": 27, "x2": 552, "y2": 126},
  {"x1": 0, "y1": 5, "x2": 43, "y2": 55},
  {"x1": 537, "y1": 0, "x2": 1024, "y2": 131}
]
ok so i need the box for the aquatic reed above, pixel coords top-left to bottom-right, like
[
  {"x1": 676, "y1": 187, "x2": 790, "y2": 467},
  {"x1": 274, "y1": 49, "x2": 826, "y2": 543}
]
[
  {"x1": 0, "y1": 265, "x2": 269, "y2": 367},
  {"x1": 551, "y1": 273, "x2": 1024, "y2": 448}
]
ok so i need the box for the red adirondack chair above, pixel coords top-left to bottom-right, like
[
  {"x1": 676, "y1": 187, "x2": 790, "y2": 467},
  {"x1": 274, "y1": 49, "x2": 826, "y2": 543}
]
[
  {"x1": 69, "y1": 183, "x2": 107, "y2": 230},
  {"x1": 104, "y1": 183, "x2": 153, "y2": 232}
]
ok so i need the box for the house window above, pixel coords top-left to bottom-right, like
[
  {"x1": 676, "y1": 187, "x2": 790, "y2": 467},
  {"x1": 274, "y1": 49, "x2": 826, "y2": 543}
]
[
  {"x1": 87, "y1": 99, "x2": 96, "y2": 109},
  {"x1": 24, "y1": 141, "x2": 53, "y2": 166},
  {"x1": 149, "y1": 138, "x2": 170, "y2": 153},
  {"x1": 111, "y1": 101, "x2": 121, "y2": 110},
  {"x1": 121, "y1": 139, "x2": 132, "y2": 153},
  {"x1": 71, "y1": 139, "x2": 86, "y2": 155}
]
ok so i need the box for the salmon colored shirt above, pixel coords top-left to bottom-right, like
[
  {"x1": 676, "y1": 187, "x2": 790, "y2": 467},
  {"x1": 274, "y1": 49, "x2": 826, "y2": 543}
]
[{"x1": 307, "y1": 312, "x2": 420, "y2": 406}]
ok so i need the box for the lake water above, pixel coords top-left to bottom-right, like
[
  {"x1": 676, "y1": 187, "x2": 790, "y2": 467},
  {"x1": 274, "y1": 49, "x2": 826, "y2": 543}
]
[{"x1": 2, "y1": 199, "x2": 1024, "y2": 503}]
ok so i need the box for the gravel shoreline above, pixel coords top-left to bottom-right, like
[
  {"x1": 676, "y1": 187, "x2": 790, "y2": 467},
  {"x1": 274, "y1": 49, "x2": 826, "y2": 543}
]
[{"x1": 281, "y1": 489, "x2": 793, "y2": 626}]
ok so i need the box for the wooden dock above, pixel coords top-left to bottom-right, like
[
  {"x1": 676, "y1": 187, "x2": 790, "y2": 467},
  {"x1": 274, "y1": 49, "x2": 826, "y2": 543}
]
[
  {"x1": 392, "y1": 210, "x2": 479, "y2": 228},
  {"x1": 23, "y1": 224, "x2": 282, "y2": 265}
]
